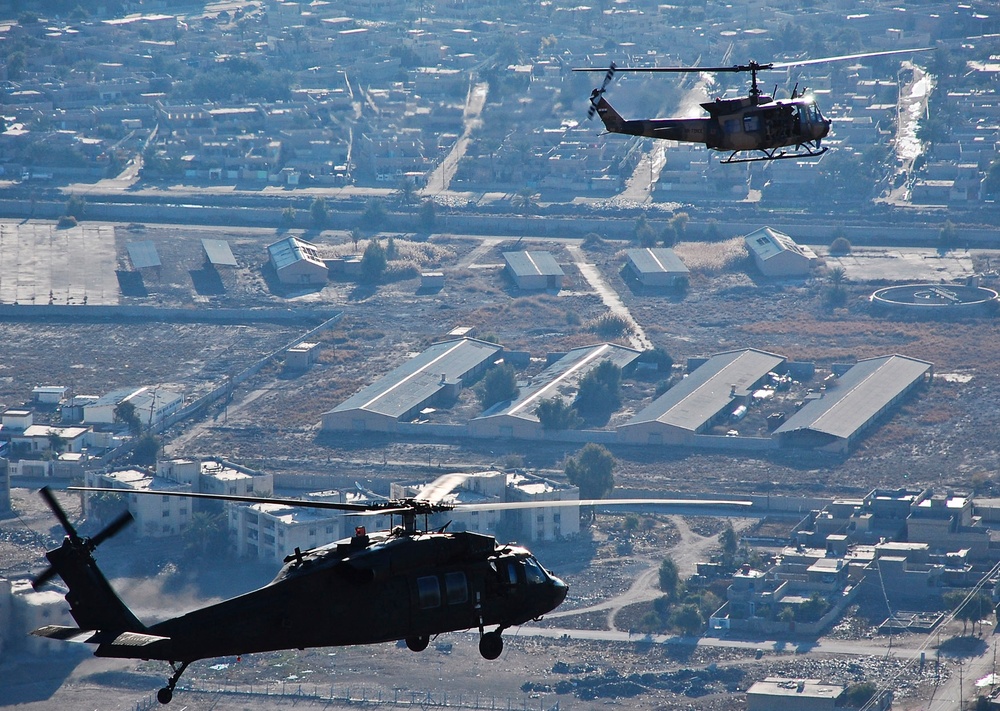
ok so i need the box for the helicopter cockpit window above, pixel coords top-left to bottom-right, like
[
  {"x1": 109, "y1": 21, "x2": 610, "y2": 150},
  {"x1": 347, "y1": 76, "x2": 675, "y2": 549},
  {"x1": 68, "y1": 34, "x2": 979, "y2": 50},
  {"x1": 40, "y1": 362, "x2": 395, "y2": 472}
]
[
  {"x1": 445, "y1": 571, "x2": 468, "y2": 605},
  {"x1": 524, "y1": 558, "x2": 547, "y2": 585},
  {"x1": 416, "y1": 575, "x2": 441, "y2": 609}
]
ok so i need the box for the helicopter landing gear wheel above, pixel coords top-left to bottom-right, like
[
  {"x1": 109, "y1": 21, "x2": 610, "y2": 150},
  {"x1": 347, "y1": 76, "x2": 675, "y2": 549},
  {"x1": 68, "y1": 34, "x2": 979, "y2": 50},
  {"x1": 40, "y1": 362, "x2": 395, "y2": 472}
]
[
  {"x1": 479, "y1": 630, "x2": 503, "y2": 660},
  {"x1": 405, "y1": 635, "x2": 430, "y2": 652},
  {"x1": 157, "y1": 660, "x2": 190, "y2": 705}
]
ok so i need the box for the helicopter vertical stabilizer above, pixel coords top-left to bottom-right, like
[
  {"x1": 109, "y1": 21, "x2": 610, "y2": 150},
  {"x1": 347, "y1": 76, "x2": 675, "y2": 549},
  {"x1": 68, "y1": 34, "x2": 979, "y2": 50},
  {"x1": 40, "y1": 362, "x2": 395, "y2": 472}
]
[{"x1": 31, "y1": 487, "x2": 145, "y2": 635}]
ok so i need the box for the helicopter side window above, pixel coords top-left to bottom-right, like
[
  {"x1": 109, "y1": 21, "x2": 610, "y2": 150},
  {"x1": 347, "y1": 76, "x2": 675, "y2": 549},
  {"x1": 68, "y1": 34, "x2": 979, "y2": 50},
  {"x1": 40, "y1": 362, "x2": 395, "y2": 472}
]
[
  {"x1": 743, "y1": 115, "x2": 759, "y2": 133},
  {"x1": 416, "y1": 575, "x2": 441, "y2": 609},
  {"x1": 445, "y1": 571, "x2": 468, "y2": 605},
  {"x1": 505, "y1": 561, "x2": 520, "y2": 586}
]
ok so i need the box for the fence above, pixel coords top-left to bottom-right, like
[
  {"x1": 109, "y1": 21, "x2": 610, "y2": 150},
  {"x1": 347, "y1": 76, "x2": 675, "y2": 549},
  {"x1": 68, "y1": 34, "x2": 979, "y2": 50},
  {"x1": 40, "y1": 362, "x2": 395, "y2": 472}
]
[{"x1": 132, "y1": 680, "x2": 560, "y2": 711}]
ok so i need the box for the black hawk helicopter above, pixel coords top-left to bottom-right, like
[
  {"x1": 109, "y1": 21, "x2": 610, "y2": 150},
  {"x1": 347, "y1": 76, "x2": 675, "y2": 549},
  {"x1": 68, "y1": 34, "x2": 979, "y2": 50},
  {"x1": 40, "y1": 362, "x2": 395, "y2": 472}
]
[
  {"x1": 31, "y1": 477, "x2": 751, "y2": 705},
  {"x1": 576, "y1": 47, "x2": 934, "y2": 164}
]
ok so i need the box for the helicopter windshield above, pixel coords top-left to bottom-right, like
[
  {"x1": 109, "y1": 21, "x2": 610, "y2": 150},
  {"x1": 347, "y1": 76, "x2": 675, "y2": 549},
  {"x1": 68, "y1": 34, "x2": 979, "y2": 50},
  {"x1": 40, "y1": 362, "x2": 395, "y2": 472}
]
[{"x1": 524, "y1": 557, "x2": 548, "y2": 585}]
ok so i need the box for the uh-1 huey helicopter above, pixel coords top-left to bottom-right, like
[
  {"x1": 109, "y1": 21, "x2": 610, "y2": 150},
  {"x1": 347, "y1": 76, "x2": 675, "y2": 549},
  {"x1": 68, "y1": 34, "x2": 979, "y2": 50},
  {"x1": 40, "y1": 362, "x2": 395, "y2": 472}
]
[
  {"x1": 576, "y1": 47, "x2": 934, "y2": 164},
  {"x1": 31, "y1": 476, "x2": 751, "y2": 705}
]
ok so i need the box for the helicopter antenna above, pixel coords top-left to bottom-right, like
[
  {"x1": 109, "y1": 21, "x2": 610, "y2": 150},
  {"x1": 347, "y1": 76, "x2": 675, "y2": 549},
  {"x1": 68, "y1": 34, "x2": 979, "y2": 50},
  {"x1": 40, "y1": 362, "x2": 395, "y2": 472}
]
[
  {"x1": 587, "y1": 62, "x2": 616, "y2": 119},
  {"x1": 791, "y1": 82, "x2": 799, "y2": 100}
]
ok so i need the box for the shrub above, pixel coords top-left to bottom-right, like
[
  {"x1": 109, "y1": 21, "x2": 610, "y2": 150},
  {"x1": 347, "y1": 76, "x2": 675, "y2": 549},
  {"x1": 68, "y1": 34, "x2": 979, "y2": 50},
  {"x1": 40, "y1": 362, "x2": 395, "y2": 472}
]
[{"x1": 830, "y1": 236, "x2": 852, "y2": 254}]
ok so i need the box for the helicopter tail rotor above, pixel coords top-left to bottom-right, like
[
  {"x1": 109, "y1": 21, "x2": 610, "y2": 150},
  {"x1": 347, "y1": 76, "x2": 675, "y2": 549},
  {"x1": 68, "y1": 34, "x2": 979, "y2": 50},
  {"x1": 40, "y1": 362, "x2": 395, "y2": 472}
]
[
  {"x1": 32, "y1": 487, "x2": 143, "y2": 634},
  {"x1": 587, "y1": 62, "x2": 616, "y2": 120}
]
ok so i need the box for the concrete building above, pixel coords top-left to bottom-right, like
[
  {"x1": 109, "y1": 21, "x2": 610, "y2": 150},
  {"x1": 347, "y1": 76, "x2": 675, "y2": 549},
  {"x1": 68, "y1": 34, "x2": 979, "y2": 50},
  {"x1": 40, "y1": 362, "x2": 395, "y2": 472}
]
[
  {"x1": 83, "y1": 469, "x2": 193, "y2": 538},
  {"x1": 321, "y1": 337, "x2": 503, "y2": 433},
  {"x1": 156, "y1": 458, "x2": 274, "y2": 502},
  {"x1": 470, "y1": 343, "x2": 641, "y2": 440},
  {"x1": 747, "y1": 678, "x2": 890, "y2": 711},
  {"x1": 83, "y1": 386, "x2": 183, "y2": 429},
  {"x1": 503, "y1": 251, "x2": 564, "y2": 291},
  {"x1": 617, "y1": 349, "x2": 785, "y2": 446},
  {"x1": 744, "y1": 226, "x2": 819, "y2": 277},
  {"x1": 774, "y1": 355, "x2": 932, "y2": 453},
  {"x1": 267, "y1": 236, "x2": 328, "y2": 285},
  {"x1": 0, "y1": 459, "x2": 9, "y2": 514},
  {"x1": 285, "y1": 341, "x2": 321, "y2": 371},
  {"x1": 623, "y1": 248, "x2": 689, "y2": 288},
  {"x1": 32, "y1": 386, "x2": 67, "y2": 405},
  {"x1": 1, "y1": 409, "x2": 33, "y2": 431},
  {"x1": 231, "y1": 500, "x2": 342, "y2": 564},
  {"x1": 11, "y1": 424, "x2": 90, "y2": 454}
]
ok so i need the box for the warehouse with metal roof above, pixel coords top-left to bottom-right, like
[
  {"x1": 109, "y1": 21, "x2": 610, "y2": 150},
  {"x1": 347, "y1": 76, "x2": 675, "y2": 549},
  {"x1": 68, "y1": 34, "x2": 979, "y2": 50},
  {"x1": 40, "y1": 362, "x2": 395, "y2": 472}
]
[
  {"x1": 267, "y1": 236, "x2": 328, "y2": 285},
  {"x1": 744, "y1": 226, "x2": 818, "y2": 277},
  {"x1": 617, "y1": 348, "x2": 786, "y2": 446},
  {"x1": 320, "y1": 338, "x2": 503, "y2": 433},
  {"x1": 468, "y1": 343, "x2": 641, "y2": 440},
  {"x1": 624, "y1": 247, "x2": 689, "y2": 288},
  {"x1": 503, "y1": 250, "x2": 564, "y2": 291},
  {"x1": 773, "y1": 354, "x2": 933, "y2": 453}
]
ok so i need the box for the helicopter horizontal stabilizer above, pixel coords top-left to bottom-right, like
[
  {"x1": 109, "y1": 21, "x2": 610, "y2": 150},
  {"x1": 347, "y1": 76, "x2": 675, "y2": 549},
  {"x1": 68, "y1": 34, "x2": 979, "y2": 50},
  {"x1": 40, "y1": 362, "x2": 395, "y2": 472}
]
[{"x1": 31, "y1": 625, "x2": 170, "y2": 647}]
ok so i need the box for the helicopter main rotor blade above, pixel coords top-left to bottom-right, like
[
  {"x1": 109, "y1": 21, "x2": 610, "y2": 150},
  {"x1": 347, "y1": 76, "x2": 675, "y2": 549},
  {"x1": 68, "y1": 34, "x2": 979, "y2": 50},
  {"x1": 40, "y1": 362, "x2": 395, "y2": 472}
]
[
  {"x1": 40, "y1": 486, "x2": 80, "y2": 541},
  {"x1": 771, "y1": 47, "x2": 935, "y2": 70},
  {"x1": 575, "y1": 66, "x2": 736, "y2": 74},
  {"x1": 70, "y1": 487, "x2": 377, "y2": 512},
  {"x1": 453, "y1": 497, "x2": 753, "y2": 512},
  {"x1": 414, "y1": 472, "x2": 471, "y2": 504}
]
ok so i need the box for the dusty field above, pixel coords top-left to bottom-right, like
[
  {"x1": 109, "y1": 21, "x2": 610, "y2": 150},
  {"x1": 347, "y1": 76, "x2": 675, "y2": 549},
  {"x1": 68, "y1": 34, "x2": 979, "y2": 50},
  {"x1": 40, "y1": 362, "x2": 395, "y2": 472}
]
[{"x1": 2, "y1": 222, "x2": 999, "y2": 502}]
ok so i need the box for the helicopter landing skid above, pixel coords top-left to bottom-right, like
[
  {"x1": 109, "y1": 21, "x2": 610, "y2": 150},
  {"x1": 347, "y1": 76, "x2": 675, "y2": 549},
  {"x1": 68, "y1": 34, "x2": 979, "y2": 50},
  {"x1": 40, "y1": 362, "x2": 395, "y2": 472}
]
[{"x1": 722, "y1": 144, "x2": 828, "y2": 164}]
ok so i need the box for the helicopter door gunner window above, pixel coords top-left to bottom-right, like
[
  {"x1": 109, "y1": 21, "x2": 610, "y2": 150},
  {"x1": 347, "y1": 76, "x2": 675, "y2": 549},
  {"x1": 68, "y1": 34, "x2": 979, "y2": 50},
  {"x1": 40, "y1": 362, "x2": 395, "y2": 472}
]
[
  {"x1": 445, "y1": 571, "x2": 468, "y2": 604},
  {"x1": 743, "y1": 115, "x2": 759, "y2": 133},
  {"x1": 417, "y1": 575, "x2": 441, "y2": 609}
]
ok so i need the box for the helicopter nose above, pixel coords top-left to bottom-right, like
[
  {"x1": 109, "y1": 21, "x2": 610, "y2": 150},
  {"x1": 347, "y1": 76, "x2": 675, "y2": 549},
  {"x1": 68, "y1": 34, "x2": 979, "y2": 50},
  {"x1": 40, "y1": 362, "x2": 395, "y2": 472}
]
[{"x1": 550, "y1": 575, "x2": 569, "y2": 608}]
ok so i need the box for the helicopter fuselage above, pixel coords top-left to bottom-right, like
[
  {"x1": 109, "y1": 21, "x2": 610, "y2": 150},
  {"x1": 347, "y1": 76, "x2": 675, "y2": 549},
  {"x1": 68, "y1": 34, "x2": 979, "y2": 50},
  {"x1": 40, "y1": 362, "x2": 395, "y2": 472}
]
[
  {"x1": 81, "y1": 530, "x2": 568, "y2": 664},
  {"x1": 592, "y1": 91, "x2": 832, "y2": 161}
]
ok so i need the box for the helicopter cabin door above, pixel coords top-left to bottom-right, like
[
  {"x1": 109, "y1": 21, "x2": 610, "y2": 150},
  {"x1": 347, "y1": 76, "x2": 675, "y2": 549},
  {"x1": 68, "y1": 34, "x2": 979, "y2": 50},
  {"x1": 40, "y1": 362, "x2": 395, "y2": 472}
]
[{"x1": 412, "y1": 570, "x2": 474, "y2": 634}]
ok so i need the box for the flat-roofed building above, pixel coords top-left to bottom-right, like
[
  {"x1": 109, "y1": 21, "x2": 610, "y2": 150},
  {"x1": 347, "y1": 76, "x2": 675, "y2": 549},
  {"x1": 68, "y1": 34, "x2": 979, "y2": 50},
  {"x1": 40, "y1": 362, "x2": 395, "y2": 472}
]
[
  {"x1": 774, "y1": 355, "x2": 932, "y2": 453},
  {"x1": 505, "y1": 471, "x2": 580, "y2": 541},
  {"x1": 12, "y1": 424, "x2": 90, "y2": 454},
  {"x1": 83, "y1": 468, "x2": 193, "y2": 538},
  {"x1": 470, "y1": 343, "x2": 641, "y2": 440},
  {"x1": 267, "y1": 236, "x2": 328, "y2": 285},
  {"x1": 747, "y1": 677, "x2": 891, "y2": 711},
  {"x1": 624, "y1": 247, "x2": 689, "y2": 288},
  {"x1": 503, "y1": 251, "x2": 564, "y2": 291},
  {"x1": 32, "y1": 386, "x2": 67, "y2": 405},
  {"x1": 233, "y1": 501, "x2": 341, "y2": 563},
  {"x1": 744, "y1": 226, "x2": 819, "y2": 277},
  {"x1": 321, "y1": 338, "x2": 503, "y2": 433},
  {"x1": 618, "y1": 348, "x2": 786, "y2": 446}
]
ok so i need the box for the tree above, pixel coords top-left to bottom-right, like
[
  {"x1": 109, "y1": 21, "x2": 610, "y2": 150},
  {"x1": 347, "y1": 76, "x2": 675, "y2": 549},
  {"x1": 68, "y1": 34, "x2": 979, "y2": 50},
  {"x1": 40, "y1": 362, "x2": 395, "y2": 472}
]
[
  {"x1": 418, "y1": 200, "x2": 436, "y2": 231},
  {"x1": 633, "y1": 215, "x2": 656, "y2": 246},
  {"x1": 944, "y1": 590, "x2": 993, "y2": 635},
  {"x1": 281, "y1": 206, "x2": 296, "y2": 224},
  {"x1": 829, "y1": 236, "x2": 852, "y2": 255},
  {"x1": 670, "y1": 603, "x2": 704, "y2": 636},
  {"x1": 565, "y1": 443, "x2": 615, "y2": 499},
  {"x1": 658, "y1": 557, "x2": 680, "y2": 599},
  {"x1": 183, "y1": 511, "x2": 229, "y2": 556},
  {"x1": 132, "y1": 433, "x2": 160, "y2": 466},
  {"x1": 394, "y1": 177, "x2": 417, "y2": 206},
  {"x1": 310, "y1": 196, "x2": 328, "y2": 227},
  {"x1": 574, "y1": 360, "x2": 622, "y2": 417},
  {"x1": 65, "y1": 194, "x2": 86, "y2": 219},
  {"x1": 510, "y1": 188, "x2": 538, "y2": 215},
  {"x1": 477, "y1": 363, "x2": 518, "y2": 409},
  {"x1": 350, "y1": 228, "x2": 363, "y2": 250},
  {"x1": 114, "y1": 400, "x2": 142, "y2": 436},
  {"x1": 360, "y1": 239, "x2": 387, "y2": 283},
  {"x1": 719, "y1": 523, "x2": 738, "y2": 567},
  {"x1": 536, "y1": 398, "x2": 582, "y2": 431},
  {"x1": 46, "y1": 429, "x2": 66, "y2": 454},
  {"x1": 361, "y1": 199, "x2": 387, "y2": 229},
  {"x1": 844, "y1": 682, "x2": 877, "y2": 708}
]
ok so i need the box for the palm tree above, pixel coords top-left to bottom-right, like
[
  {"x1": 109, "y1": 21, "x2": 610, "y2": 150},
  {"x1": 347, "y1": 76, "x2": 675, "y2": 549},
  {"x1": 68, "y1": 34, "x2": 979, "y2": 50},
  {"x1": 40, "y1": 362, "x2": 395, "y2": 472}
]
[{"x1": 510, "y1": 188, "x2": 538, "y2": 215}]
